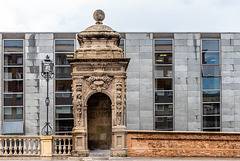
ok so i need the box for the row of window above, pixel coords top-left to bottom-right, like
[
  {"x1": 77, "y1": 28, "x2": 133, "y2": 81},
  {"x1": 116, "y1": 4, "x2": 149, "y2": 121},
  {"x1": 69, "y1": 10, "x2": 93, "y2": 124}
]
[
  {"x1": 201, "y1": 40, "x2": 221, "y2": 131},
  {"x1": 154, "y1": 39, "x2": 221, "y2": 131},
  {"x1": 1, "y1": 38, "x2": 221, "y2": 134}
]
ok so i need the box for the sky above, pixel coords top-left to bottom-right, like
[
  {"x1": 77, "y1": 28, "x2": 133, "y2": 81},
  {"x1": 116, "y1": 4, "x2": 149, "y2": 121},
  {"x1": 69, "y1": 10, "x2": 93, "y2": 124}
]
[{"x1": 0, "y1": 0, "x2": 240, "y2": 32}]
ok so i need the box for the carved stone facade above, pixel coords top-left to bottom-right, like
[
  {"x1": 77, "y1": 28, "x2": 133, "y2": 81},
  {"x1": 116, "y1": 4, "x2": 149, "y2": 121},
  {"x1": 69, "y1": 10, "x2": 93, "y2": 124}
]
[{"x1": 68, "y1": 10, "x2": 130, "y2": 157}]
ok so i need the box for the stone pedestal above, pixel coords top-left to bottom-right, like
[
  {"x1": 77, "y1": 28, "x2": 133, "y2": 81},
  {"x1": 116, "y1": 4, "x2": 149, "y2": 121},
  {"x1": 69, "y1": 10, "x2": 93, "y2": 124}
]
[
  {"x1": 71, "y1": 129, "x2": 89, "y2": 157},
  {"x1": 40, "y1": 136, "x2": 53, "y2": 156},
  {"x1": 111, "y1": 126, "x2": 128, "y2": 157}
]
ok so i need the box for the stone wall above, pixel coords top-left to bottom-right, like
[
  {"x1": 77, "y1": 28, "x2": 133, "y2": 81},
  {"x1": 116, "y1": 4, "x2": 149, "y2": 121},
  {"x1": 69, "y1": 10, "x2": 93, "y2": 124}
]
[{"x1": 127, "y1": 131, "x2": 240, "y2": 157}]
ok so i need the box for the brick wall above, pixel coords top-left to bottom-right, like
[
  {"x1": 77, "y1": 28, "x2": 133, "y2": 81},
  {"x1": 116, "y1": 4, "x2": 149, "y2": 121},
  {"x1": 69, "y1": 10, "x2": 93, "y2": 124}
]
[{"x1": 127, "y1": 131, "x2": 240, "y2": 157}]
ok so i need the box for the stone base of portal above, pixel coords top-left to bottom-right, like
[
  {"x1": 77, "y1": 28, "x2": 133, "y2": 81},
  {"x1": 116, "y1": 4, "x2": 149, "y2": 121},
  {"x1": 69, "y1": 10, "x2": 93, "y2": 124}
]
[
  {"x1": 111, "y1": 126, "x2": 128, "y2": 157},
  {"x1": 71, "y1": 150, "x2": 89, "y2": 157},
  {"x1": 71, "y1": 129, "x2": 89, "y2": 157},
  {"x1": 110, "y1": 148, "x2": 128, "y2": 157}
]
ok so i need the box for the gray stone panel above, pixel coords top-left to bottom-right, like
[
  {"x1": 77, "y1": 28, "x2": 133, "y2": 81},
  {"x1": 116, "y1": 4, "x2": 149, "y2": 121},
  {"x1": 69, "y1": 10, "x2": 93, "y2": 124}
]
[{"x1": 126, "y1": 33, "x2": 153, "y2": 130}]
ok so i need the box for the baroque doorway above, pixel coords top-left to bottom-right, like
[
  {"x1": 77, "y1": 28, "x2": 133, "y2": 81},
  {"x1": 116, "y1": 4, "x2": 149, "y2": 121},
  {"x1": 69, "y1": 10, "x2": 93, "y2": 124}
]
[{"x1": 87, "y1": 93, "x2": 112, "y2": 150}]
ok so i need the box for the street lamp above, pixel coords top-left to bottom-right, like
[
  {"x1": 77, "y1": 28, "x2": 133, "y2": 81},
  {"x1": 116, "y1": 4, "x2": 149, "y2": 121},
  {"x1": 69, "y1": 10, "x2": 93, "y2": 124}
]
[{"x1": 41, "y1": 55, "x2": 54, "y2": 136}]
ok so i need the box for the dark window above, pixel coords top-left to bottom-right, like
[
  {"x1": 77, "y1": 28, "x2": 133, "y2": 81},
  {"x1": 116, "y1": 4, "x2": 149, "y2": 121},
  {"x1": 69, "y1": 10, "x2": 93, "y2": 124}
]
[
  {"x1": 155, "y1": 91, "x2": 173, "y2": 103},
  {"x1": 55, "y1": 120, "x2": 74, "y2": 132},
  {"x1": 55, "y1": 53, "x2": 73, "y2": 65},
  {"x1": 203, "y1": 116, "x2": 220, "y2": 128},
  {"x1": 55, "y1": 93, "x2": 72, "y2": 105},
  {"x1": 56, "y1": 80, "x2": 72, "y2": 92},
  {"x1": 155, "y1": 117, "x2": 173, "y2": 131},
  {"x1": 4, "y1": 80, "x2": 23, "y2": 92},
  {"x1": 55, "y1": 67, "x2": 71, "y2": 78},
  {"x1": 4, "y1": 94, "x2": 23, "y2": 106},
  {"x1": 155, "y1": 79, "x2": 172, "y2": 90},
  {"x1": 4, "y1": 54, "x2": 23, "y2": 66}
]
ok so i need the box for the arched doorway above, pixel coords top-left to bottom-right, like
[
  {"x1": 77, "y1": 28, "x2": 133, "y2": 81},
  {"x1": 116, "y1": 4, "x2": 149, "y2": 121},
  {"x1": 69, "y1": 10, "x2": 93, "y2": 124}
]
[{"x1": 87, "y1": 93, "x2": 112, "y2": 150}]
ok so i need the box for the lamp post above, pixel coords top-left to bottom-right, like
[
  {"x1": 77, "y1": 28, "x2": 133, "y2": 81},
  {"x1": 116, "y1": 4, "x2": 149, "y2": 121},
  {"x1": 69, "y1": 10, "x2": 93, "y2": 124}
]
[{"x1": 41, "y1": 55, "x2": 54, "y2": 136}]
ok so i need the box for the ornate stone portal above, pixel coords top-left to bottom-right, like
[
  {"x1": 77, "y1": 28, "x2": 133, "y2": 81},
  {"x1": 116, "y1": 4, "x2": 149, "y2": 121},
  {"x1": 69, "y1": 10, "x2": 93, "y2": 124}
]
[{"x1": 68, "y1": 10, "x2": 130, "y2": 157}]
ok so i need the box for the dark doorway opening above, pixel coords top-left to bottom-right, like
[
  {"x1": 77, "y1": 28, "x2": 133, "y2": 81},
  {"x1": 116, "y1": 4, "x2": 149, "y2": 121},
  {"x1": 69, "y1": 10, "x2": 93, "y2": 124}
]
[{"x1": 87, "y1": 93, "x2": 112, "y2": 150}]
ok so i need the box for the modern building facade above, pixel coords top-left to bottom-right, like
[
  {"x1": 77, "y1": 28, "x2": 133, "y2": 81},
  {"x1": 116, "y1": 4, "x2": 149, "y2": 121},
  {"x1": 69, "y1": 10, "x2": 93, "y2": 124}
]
[{"x1": 1, "y1": 32, "x2": 240, "y2": 135}]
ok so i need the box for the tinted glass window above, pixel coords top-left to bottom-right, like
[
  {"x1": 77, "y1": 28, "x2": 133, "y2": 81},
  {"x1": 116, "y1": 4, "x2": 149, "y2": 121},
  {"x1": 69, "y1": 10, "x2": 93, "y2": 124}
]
[
  {"x1": 203, "y1": 103, "x2": 220, "y2": 115},
  {"x1": 202, "y1": 52, "x2": 219, "y2": 64},
  {"x1": 202, "y1": 40, "x2": 219, "y2": 51},
  {"x1": 119, "y1": 39, "x2": 124, "y2": 53},
  {"x1": 4, "y1": 80, "x2": 23, "y2": 92},
  {"x1": 155, "y1": 66, "x2": 172, "y2": 77},
  {"x1": 202, "y1": 65, "x2": 221, "y2": 76},
  {"x1": 4, "y1": 67, "x2": 23, "y2": 79},
  {"x1": 203, "y1": 116, "x2": 220, "y2": 127},
  {"x1": 55, "y1": 40, "x2": 74, "y2": 52},
  {"x1": 155, "y1": 104, "x2": 173, "y2": 116},
  {"x1": 155, "y1": 40, "x2": 172, "y2": 52},
  {"x1": 4, "y1": 40, "x2": 23, "y2": 52},
  {"x1": 155, "y1": 117, "x2": 173, "y2": 130},
  {"x1": 155, "y1": 91, "x2": 173, "y2": 103},
  {"x1": 55, "y1": 53, "x2": 72, "y2": 65},
  {"x1": 55, "y1": 67, "x2": 71, "y2": 78},
  {"x1": 55, "y1": 93, "x2": 72, "y2": 105},
  {"x1": 4, "y1": 107, "x2": 23, "y2": 119},
  {"x1": 56, "y1": 80, "x2": 72, "y2": 92},
  {"x1": 55, "y1": 120, "x2": 74, "y2": 132},
  {"x1": 155, "y1": 53, "x2": 172, "y2": 64},
  {"x1": 155, "y1": 79, "x2": 172, "y2": 90},
  {"x1": 202, "y1": 78, "x2": 220, "y2": 89},
  {"x1": 4, "y1": 94, "x2": 23, "y2": 106},
  {"x1": 203, "y1": 91, "x2": 220, "y2": 102},
  {"x1": 56, "y1": 106, "x2": 73, "y2": 118},
  {"x1": 4, "y1": 54, "x2": 23, "y2": 66}
]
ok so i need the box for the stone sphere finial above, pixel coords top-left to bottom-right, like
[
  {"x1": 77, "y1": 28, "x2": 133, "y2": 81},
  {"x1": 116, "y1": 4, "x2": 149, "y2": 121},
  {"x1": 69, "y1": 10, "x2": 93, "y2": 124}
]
[{"x1": 93, "y1": 9, "x2": 105, "y2": 24}]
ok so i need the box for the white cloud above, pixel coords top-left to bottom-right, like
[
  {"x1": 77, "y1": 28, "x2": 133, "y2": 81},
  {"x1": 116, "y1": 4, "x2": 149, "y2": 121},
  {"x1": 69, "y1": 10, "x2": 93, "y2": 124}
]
[{"x1": 0, "y1": 0, "x2": 239, "y2": 32}]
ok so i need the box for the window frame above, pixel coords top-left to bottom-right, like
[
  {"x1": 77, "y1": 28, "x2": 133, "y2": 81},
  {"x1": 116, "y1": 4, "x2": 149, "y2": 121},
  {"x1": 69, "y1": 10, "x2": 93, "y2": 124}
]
[
  {"x1": 201, "y1": 39, "x2": 221, "y2": 131},
  {"x1": 154, "y1": 39, "x2": 174, "y2": 131},
  {"x1": 2, "y1": 39, "x2": 25, "y2": 134},
  {"x1": 54, "y1": 39, "x2": 75, "y2": 135}
]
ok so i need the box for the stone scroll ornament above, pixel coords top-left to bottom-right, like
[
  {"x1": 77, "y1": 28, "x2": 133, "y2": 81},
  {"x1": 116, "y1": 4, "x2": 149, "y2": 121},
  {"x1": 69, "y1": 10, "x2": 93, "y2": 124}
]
[
  {"x1": 116, "y1": 80, "x2": 123, "y2": 125},
  {"x1": 86, "y1": 76, "x2": 113, "y2": 92},
  {"x1": 75, "y1": 81, "x2": 83, "y2": 127}
]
